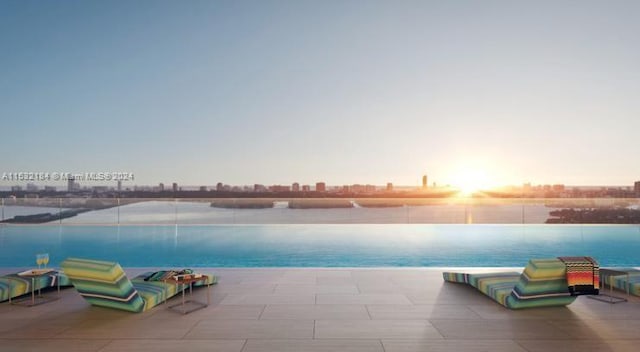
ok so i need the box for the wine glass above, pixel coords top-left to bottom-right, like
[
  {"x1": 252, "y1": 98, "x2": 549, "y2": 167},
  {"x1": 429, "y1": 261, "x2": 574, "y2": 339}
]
[
  {"x1": 36, "y1": 254, "x2": 45, "y2": 269},
  {"x1": 42, "y1": 253, "x2": 49, "y2": 268}
]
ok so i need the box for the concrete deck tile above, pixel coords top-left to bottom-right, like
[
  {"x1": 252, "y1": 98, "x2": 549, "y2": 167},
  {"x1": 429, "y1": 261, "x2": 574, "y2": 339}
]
[
  {"x1": 242, "y1": 339, "x2": 383, "y2": 352},
  {"x1": 314, "y1": 320, "x2": 443, "y2": 339},
  {"x1": 274, "y1": 284, "x2": 359, "y2": 294},
  {"x1": 430, "y1": 319, "x2": 570, "y2": 339},
  {"x1": 185, "y1": 319, "x2": 314, "y2": 339},
  {"x1": 219, "y1": 294, "x2": 315, "y2": 305},
  {"x1": 516, "y1": 339, "x2": 640, "y2": 352},
  {"x1": 381, "y1": 339, "x2": 528, "y2": 352},
  {"x1": 99, "y1": 339, "x2": 246, "y2": 352},
  {"x1": 261, "y1": 304, "x2": 369, "y2": 320},
  {"x1": 0, "y1": 339, "x2": 111, "y2": 352},
  {"x1": 367, "y1": 304, "x2": 482, "y2": 320},
  {"x1": 316, "y1": 294, "x2": 412, "y2": 305}
]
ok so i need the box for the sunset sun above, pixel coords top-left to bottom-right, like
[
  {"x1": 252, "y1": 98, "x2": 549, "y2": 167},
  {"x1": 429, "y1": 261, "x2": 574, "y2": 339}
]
[{"x1": 451, "y1": 166, "x2": 493, "y2": 196}]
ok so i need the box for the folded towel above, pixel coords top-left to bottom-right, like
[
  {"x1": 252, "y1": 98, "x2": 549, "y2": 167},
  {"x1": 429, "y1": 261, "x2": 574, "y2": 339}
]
[
  {"x1": 143, "y1": 269, "x2": 193, "y2": 281},
  {"x1": 558, "y1": 256, "x2": 599, "y2": 296}
]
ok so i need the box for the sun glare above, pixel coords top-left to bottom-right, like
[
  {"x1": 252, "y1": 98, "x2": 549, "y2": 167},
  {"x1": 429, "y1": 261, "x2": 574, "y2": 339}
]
[{"x1": 451, "y1": 167, "x2": 492, "y2": 196}]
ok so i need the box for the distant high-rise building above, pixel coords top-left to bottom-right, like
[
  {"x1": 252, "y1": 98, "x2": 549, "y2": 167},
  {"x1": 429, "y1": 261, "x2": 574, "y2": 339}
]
[
  {"x1": 315, "y1": 182, "x2": 326, "y2": 192},
  {"x1": 26, "y1": 183, "x2": 38, "y2": 192},
  {"x1": 10, "y1": 185, "x2": 22, "y2": 192},
  {"x1": 292, "y1": 182, "x2": 300, "y2": 192},
  {"x1": 117, "y1": 180, "x2": 122, "y2": 192},
  {"x1": 302, "y1": 185, "x2": 311, "y2": 192},
  {"x1": 635, "y1": 181, "x2": 640, "y2": 195},
  {"x1": 422, "y1": 175, "x2": 428, "y2": 189},
  {"x1": 67, "y1": 177, "x2": 77, "y2": 192},
  {"x1": 386, "y1": 183, "x2": 393, "y2": 191},
  {"x1": 199, "y1": 186, "x2": 208, "y2": 192},
  {"x1": 92, "y1": 186, "x2": 109, "y2": 193},
  {"x1": 172, "y1": 182, "x2": 178, "y2": 192},
  {"x1": 159, "y1": 183, "x2": 164, "y2": 192},
  {"x1": 270, "y1": 185, "x2": 290, "y2": 192},
  {"x1": 44, "y1": 186, "x2": 56, "y2": 192},
  {"x1": 216, "y1": 182, "x2": 223, "y2": 191}
]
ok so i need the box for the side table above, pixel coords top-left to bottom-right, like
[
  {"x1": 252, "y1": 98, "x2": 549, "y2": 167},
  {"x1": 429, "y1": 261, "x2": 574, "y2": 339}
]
[
  {"x1": 588, "y1": 268, "x2": 629, "y2": 304},
  {"x1": 164, "y1": 274, "x2": 210, "y2": 314},
  {"x1": 9, "y1": 269, "x2": 61, "y2": 307}
]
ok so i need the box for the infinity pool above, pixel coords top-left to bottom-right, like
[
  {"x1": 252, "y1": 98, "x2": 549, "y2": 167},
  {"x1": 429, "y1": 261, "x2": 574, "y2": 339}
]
[{"x1": 1, "y1": 224, "x2": 639, "y2": 267}]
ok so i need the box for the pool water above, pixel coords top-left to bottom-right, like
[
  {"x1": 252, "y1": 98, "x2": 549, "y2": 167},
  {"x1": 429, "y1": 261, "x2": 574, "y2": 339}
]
[{"x1": 1, "y1": 224, "x2": 639, "y2": 267}]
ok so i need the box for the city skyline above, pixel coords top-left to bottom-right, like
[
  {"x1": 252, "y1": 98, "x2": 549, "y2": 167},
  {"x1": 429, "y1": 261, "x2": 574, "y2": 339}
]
[
  {"x1": 2, "y1": 1, "x2": 639, "y2": 187},
  {"x1": 2, "y1": 174, "x2": 638, "y2": 192}
]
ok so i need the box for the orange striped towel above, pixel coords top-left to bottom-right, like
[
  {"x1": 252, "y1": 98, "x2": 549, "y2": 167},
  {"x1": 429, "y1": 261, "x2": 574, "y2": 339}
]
[{"x1": 558, "y1": 256, "x2": 599, "y2": 295}]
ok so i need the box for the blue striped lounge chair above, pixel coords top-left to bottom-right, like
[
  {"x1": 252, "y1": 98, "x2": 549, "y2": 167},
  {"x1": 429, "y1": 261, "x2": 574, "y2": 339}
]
[
  {"x1": 61, "y1": 257, "x2": 216, "y2": 313},
  {"x1": 1, "y1": 270, "x2": 71, "y2": 302},
  {"x1": 443, "y1": 258, "x2": 595, "y2": 309}
]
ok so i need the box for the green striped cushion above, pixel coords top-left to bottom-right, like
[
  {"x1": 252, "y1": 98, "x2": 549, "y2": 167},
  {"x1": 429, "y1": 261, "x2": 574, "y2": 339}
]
[
  {"x1": 131, "y1": 272, "x2": 217, "y2": 310},
  {"x1": 443, "y1": 272, "x2": 519, "y2": 288},
  {"x1": 0, "y1": 271, "x2": 71, "y2": 302},
  {"x1": 132, "y1": 280, "x2": 175, "y2": 309},
  {"x1": 443, "y1": 258, "x2": 578, "y2": 309},
  {"x1": 443, "y1": 271, "x2": 520, "y2": 306},
  {"x1": 442, "y1": 272, "x2": 470, "y2": 284},
  {"x1": 506, "y1": 259, "x2": 576, "y2": 309},
  {"x1": 61, "y1": 258, "x2": 145, "y2": 313}
]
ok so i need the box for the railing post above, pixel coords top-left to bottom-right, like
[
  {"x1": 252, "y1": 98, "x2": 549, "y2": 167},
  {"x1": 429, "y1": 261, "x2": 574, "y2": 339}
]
[
  {"x1": 59, "y1": 198, "x2": 62, "y2": 224},
  {"x1": 1, "y1": 197, "x2": 4, "y2": 222},
  {"x1": 117, "y1": 197, "x2": 120, "y2": 225}
]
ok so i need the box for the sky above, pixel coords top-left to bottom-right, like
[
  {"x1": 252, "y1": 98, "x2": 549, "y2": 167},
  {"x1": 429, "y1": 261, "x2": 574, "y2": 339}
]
[{"x1": 1, "y1": 0, "x2": 639, "y2": 188}]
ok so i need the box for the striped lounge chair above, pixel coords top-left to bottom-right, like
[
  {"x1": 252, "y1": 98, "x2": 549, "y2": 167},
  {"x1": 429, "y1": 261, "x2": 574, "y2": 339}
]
[
  {"x1": 603, "y1": 268, "x2": 640, "y2": 297},
  {"x1": 443, "y1": 258, "x2": 596, "y2": 309},
  {"x1": 1, "y1": 270, "x2": 71, "y2": 302},
  {"x1": 61, "y1": 257, "x2": 216, "y2": 313}
]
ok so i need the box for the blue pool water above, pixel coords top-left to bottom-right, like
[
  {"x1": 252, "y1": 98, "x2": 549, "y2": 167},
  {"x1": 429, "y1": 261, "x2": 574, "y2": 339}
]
[{"x1": 1, "y1": 224, "x2": 639, "y2": 267}]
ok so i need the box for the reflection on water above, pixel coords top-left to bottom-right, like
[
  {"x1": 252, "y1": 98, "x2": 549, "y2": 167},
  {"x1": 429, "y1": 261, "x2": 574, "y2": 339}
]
[
  {"x1": 5, "y1": 199, "x2": 640, "y2": 225},
  {"x1": 174, "y1": 224, "x2": 178, "y2": 249},
  {"x1": 58, "y1": 201, "x2": 553, "y2": 225}
]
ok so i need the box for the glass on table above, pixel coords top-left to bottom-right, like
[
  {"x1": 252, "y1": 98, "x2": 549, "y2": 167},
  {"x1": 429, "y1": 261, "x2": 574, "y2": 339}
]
[{"x1": 36, "y1": 253, "x2": 49, "y2": 268}]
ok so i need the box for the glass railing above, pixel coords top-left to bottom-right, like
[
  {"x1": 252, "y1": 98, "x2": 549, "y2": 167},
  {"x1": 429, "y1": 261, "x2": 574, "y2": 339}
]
[
  {"x1": 2, "y1": 197, "x2": 640, "y2": 267},
  {"x1": 1, "y1": 197, "x2": 640, "y2": 225}
]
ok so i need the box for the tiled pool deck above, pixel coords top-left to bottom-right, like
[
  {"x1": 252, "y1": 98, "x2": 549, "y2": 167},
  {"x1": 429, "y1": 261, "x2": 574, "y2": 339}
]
[{"x1": 1, "y1": 267, "x2": 640, "y2": 351}]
